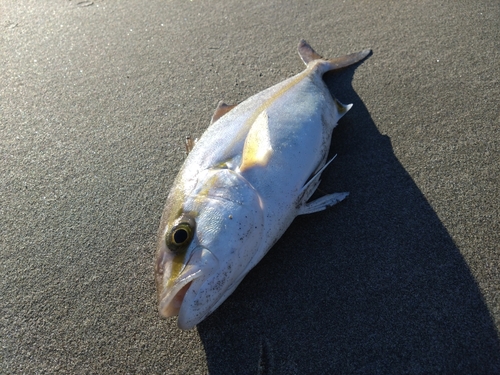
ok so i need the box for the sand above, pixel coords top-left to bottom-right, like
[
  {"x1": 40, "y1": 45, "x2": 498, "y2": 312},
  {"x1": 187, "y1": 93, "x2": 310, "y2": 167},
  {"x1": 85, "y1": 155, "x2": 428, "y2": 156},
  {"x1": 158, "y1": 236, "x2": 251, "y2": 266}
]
[{"x1": 2, "y1": 0, "x2": 499, "y2": 373}]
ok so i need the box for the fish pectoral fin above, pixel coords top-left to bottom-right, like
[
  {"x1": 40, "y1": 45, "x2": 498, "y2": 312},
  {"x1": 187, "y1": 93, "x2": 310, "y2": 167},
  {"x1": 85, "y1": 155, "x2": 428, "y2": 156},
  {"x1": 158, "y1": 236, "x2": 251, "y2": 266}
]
[
  {"x1": 210, "y1": 101, "x2": 237, "y2": 125},
  {"x1": 239, "y1": 110, "x2": 273, "y2": 172},
  {"x1": 298, "y1": 192, "x2": 349, "y2": 215}
]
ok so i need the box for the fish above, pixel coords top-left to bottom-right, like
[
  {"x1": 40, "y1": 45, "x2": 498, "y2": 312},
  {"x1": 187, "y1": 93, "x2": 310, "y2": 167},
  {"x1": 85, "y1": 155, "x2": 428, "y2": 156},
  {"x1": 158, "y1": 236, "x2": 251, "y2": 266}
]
[{"x1": 155, "y1": 40, "x2": 371, "y2": 329}]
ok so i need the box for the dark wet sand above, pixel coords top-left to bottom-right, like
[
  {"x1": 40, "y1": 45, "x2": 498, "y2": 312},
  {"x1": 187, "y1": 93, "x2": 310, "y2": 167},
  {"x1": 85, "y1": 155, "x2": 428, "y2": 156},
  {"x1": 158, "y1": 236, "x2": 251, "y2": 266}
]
[{"x1": 2, "y1": 1, "x2": 499, "y2": 373}]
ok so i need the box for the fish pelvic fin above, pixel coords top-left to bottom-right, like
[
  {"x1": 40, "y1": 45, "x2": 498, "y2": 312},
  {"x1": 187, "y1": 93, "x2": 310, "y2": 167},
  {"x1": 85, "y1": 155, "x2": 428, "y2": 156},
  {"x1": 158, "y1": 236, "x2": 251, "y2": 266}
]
[
  {"x1": 296, "y1": 155, "x2": 349, "y2": 215},
  {"x1": 298, "y1": 192, "x2": 349, "y2": 215},
  {"x1": 298, "y1": 155, "x2": 337, "y2": 205},
  {"x1": 298, "y1": 39, "x2": 371, "y2": 72}
]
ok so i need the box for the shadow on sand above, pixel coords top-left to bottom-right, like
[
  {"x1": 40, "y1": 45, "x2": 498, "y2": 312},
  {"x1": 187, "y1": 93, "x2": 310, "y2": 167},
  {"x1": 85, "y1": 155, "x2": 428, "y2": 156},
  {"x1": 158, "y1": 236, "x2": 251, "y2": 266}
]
[{"x1": 197, "y1": 61, "x2": 500, "y2": 374}]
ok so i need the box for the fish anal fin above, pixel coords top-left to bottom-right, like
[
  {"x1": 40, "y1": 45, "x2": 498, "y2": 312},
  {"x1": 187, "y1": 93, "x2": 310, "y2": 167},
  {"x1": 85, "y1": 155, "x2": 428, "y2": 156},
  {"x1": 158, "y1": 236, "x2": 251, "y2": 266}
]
[
  {"x1": 334, "y1": 98, "x2": 353, "y2": 117},
  {"x1": 298, "y1": 192, "x2": 349, "y2": 215},
  {"x1": 239, "y1": 110, "x2": 273, "y2": 172},
  {"x1": 210, "y1": 101, "x2": 237, "y2": 124}
]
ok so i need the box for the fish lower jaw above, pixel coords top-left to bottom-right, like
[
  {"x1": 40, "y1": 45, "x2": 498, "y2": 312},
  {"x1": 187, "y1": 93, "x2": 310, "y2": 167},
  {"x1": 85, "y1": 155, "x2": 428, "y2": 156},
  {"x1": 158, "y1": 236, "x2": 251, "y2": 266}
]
[{"x1": 158, "y1": 281, "x2": 193, "y2": 318}]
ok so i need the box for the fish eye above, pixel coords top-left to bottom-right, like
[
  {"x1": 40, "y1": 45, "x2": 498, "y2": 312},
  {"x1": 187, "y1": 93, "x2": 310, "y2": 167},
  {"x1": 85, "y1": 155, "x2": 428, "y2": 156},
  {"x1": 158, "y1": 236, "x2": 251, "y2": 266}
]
[
  {"x1": 173, "y1": 227, "x2": 189, "y2": 244},
  {"x1": 166, "y1": 214, "x2": 196, "y2": 252}
]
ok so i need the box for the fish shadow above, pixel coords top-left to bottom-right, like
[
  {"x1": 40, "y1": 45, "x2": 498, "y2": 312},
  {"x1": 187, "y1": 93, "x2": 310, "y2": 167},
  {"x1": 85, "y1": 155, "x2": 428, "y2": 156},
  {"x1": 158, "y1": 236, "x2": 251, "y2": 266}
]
[{"x1": 197, "y1": 62, "x2": 500, "y2": 374}]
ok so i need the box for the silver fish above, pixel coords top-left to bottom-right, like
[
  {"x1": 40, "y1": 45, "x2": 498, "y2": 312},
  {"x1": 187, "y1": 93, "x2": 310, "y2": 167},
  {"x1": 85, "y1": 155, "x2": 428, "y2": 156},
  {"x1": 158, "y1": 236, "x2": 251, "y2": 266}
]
[{"x1": 155, "y1": 40, "x2": 370, "y2": 329}]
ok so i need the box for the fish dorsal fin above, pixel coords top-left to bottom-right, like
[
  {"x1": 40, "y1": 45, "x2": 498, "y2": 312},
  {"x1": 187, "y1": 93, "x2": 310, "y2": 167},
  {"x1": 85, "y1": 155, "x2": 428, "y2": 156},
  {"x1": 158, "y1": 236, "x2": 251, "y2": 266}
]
[
  {"x1": 210, "y1": 101, "x2": 237, "y2": 124},
  {"x1": 298, "y1": 39, "x2": 324, "y2": 64},
  {"x1": 239, "y1": 110, "x2": 273, "y2": 172},
  {"x1": 185, "y1": 135, "x2": 195, "y2": 154}
]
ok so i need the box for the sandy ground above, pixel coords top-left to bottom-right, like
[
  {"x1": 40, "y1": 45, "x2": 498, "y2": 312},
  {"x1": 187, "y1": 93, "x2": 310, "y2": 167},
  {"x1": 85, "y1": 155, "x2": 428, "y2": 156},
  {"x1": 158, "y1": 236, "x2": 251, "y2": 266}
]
[{"x1": 2, "y1": 0, "x2": 499, "y2": 374}]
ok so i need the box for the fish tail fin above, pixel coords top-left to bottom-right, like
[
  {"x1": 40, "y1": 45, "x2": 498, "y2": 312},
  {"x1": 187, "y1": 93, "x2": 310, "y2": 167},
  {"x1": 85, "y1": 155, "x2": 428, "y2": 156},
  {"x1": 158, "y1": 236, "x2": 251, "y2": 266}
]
[
  {"x1": 298, "y1": 39, "x2": 324, "y2": 64},
  {"x1": 298, "y1": 39, "x2": 371, "y2": 72}
]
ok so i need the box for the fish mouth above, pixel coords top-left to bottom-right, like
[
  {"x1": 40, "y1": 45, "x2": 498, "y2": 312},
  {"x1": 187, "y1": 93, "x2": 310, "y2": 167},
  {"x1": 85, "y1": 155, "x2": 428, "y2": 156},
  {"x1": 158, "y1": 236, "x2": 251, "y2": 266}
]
[{"x1": 157, "y1": 246, "x2": 218, "y2": 319}]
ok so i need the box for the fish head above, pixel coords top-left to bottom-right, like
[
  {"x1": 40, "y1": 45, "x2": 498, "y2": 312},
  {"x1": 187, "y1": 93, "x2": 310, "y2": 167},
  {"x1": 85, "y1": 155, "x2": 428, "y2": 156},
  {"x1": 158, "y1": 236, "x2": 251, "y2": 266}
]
[{"x1": 155, "y1": 168, "x2": 264, "y2": 329}]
